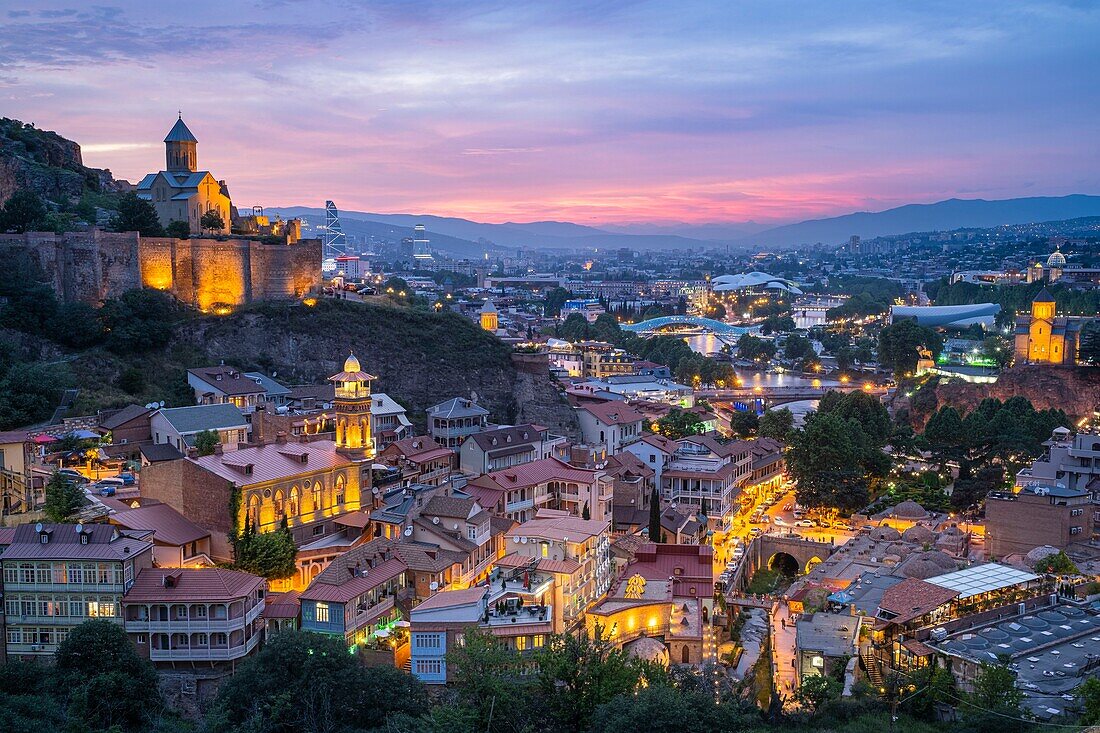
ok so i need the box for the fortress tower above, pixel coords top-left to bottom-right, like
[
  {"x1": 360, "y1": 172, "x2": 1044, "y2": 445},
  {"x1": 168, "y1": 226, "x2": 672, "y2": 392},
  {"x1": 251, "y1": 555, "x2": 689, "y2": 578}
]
[{"x1": 329, "y1": 352, "x2": 376, "y2": 459}]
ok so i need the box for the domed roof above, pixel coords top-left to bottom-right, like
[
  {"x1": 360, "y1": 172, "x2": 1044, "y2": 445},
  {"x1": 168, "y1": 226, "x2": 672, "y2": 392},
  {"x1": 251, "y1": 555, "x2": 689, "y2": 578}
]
[
  {"x1": 625, "y1": 636, "x2": 669, "y2": 667},
  {"x1": 870, "y1": 526, "x2": 902, "y2": 542},
  {"x1": 897, "y1": 550, "x2": 958, "y2": 579},
  {"x1": 902, "y1": 525, "x2": 934, "y2": 545},
  {"x1": 343, "y1": 353, "x2": 361, "y2": 373},
  {"x1": 891, "y1": 500, "x2": 928, "y2": 519},
  {"x1": 1047, "y1": 249, "x2": 1066, "y2": 268},
  {"x1": 1025, "y1": 545, "x2": 1061, "y2": 566}
]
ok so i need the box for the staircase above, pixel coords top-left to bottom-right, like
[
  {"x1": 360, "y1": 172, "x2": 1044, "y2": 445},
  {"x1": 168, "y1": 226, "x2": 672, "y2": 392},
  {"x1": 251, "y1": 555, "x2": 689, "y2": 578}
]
[{"x1": 861, "y1": 652, "x2": 883, "y2": 688}]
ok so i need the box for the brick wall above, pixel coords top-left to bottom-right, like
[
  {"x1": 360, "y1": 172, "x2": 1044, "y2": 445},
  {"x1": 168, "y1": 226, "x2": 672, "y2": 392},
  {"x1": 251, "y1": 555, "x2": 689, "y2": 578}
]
[{"x1": 141, "y1": 459, "x2": 236, "y2": 561}]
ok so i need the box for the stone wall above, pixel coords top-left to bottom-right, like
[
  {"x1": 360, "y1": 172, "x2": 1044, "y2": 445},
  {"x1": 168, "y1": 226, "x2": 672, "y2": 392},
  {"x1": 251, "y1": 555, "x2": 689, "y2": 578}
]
[{"x1": 0, "y1": 230, "x2": 320, "y2": 309}]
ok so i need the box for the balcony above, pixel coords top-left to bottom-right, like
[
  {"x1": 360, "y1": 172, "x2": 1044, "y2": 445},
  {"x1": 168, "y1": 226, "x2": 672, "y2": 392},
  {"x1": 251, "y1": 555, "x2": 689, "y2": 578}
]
[
  {"x1": 149, "y1": 633, "x2": 261, "y2": 662},
  {"x1": 125, "y1": 602, "x2": 263, "y2": 633},
  {"x1": 486, "y1": 604, "x2": 553, "y2": 628}
]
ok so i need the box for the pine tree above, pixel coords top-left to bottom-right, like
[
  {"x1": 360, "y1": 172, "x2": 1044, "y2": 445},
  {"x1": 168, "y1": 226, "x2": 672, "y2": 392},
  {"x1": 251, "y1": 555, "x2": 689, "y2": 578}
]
[
  {"x1": 647, "y1": 485, "x2": 662, "y2": 543},
  {"x1": 43, "y1": 471, "x2": 86, "y2": 522}
]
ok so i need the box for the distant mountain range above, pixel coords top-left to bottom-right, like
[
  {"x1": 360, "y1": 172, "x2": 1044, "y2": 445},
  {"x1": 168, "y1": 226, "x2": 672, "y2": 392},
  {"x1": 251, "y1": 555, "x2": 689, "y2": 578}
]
[{"x1": 270, "y1": 194, "x2": 1100, "y2": 254}]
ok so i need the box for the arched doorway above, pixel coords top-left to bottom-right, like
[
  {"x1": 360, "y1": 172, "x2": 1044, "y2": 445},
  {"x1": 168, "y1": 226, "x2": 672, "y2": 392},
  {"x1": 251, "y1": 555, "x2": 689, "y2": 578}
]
[
  {"x1": 681, "y1": 645, "x2": 690, "y2": 664},
  {"x1": 805, "y1": 556, "x2": 824, "y2": 574},
  {"x1": 768, "y1": 552, "x2": 799, "y2": 577}
]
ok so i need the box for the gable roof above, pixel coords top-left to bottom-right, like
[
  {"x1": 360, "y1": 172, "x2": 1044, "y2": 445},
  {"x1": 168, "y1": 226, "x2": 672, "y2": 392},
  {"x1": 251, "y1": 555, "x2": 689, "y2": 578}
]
[
  {"x1": 381, "y1": 435, "x2": 451, "y2": 463},
  {"x1": 422, "y1": 495, "x2": 481, "y2": 521},
  {"x1": 580, "y1": 401, "x2": 645, "y2": 426},
  {"x1": 468, "y1": 424, "x2": 543, "y2": 451},
  {"x1": 301, "y1": 555, "x2": 407, "y2": 604},
  {"x1": 109, "y1": 503, "x2": 209, "y2": 546},
  {"x1": 156, "y1": 404, "x2": 247, "y2": 435},
  {"x1": 1033, "y1": 287, "x2": 1055, "y2": 303},
  {"x1": 638, "y1": 433, "x2": 679, "y2": 453},
  {"x1": 190, "y1": 439, "x2": 352, "y2": 485},
  {"x1": 2, "y1": 523, "x2": 152, "y2": 561},
  {"x1": 487, "y1": 457, "x2": 597, "y2": 490},
  {"x1": 877, "y1": 578, "x2": 959, "y2": 623},
  {"x1": 99, "y1": 404, "x2": 152, "y2": 431},
  {"x1": 428, "y1": 398, "x2": 489, "y2": 419},
  {"x1": 140, "y1": 443, "x2": 184, "y2": 463}
]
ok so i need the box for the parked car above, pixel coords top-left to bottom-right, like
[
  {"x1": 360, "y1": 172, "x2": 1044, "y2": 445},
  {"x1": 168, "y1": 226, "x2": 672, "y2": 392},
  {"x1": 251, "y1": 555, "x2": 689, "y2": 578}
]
[
  {"x1": 117, "y1": 472, "x2": 137, "y2": 486},
  {"x1": 749, "y1": 527, "x2": 763, "y2": 537},
  {"x1": 97, "y1": 485, "x2": 116, "y2": 497},
  {"x1": 57, "y1": 468, "x2": 88, "y2": 484},
  {"x1": 794, "y1": 519, "x2": 816, "y2": 528},
  {"x1": 773, "y1": 516, "x2": 788, "y2": 526}
]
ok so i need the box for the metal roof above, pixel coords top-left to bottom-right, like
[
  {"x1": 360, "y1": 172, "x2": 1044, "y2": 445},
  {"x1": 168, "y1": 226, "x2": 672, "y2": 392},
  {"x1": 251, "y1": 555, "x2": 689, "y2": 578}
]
[
  {"x1": 156, "y1": 404, "x2": 247, "y2": 435},
  {"x1": 164, "y1": 117, "x2": 198, "y2": 143},
  {"x1": 928, "y1": 563, "x2": 1040, "y2": 599}
]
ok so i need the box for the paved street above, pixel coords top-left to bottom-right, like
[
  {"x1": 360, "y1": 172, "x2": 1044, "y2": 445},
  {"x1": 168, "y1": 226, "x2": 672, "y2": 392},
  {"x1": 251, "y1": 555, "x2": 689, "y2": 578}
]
[{"x1": 771, "y1": 602, "x2": 799, "y2": 702}]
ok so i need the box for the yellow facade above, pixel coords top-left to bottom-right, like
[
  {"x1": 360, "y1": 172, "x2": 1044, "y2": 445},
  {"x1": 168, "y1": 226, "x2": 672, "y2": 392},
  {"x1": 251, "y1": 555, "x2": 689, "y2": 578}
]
[{"x1": 1017, "y1": 296, "x2": 1067, "y2": 364}]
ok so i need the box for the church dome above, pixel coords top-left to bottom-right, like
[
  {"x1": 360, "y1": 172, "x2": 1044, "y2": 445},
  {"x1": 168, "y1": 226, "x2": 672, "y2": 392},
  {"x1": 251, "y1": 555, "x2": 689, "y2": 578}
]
[
  {"x1": 343, "y1": 353, "x2": 361, "y2": 373},
  {"x1": 1047, "y1": 250, "x2": 1066, "y2": 268}
]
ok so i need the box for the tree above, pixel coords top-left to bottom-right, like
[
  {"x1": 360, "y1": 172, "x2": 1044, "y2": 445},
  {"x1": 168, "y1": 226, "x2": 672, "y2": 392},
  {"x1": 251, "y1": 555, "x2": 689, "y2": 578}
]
[
  {"x1": 557, "y1": 313, "x2": 590, "y2": 342},
  {"x1": 589, "y1": 682, "x2": 749, "y2": 733},
  {"x1": 783, "y1": 334, "x2": 815, "y2": 361},
  {"x1": 446, "y1": 626, "x2": 527, "y2": 732},
  {"x1": 969, "y1": 660, "x2": 1024, "y2": 729},
  {"x1": 951, "y1": 463, "x2": 1003, "y2": 511},
  {"x1": 194, "y1": 429, "x2": 220, "y2": 456},
  {"x1": 117, "y1": 366, "x2": 145, "y2": 394},
  {"x1": 43, "y1": 471, "x2": 85, "y2": 522},
  {"x1": 1080, "y1": 677, "x2": 1100, "y2": 725},
  {"x1": 878, "y1": 319, "x2": 942, "y2": 377},
  {"x1": 543, "y1": 287, "x2": 572, "y2": 317},
  {"x1": 233, "y1": 522, "x2": 298, "y2": 579},
  {"x1": 535, "y1": 626, "x2": 657, "y2": 732},
  {"x1": 582, "y1": 501, "x2": 591, "y2": 520},
  {"x1": 98, "y1": 288, "x2": 183, "y2": 354},
  {"x1": 654, "y1": 409, "x2": 706, "y2": 439},
  {"x1": 648, "y1": 485, "x2": 662, "y2": 542},
  {"x1": 55, "y1": 619, "x2": 163, "y2": 733},
  {"x1": 737, "y1": 334, "x2": 776, "y2": 362},
  {"x1": 46, "y1": 301, "x2": 102, "y2": 348},
  {"x1": 0, "y1": 189, "x2": 48, "y2": 233},
  {"x1": 109, "y1": 191, "x2": 165, "y2": 236},
  {"x1": 758, "y1": 408, "x2": 794, "y2": 442},
  {"x1": 0, "y1": 362, "x2": 69, "y2": 431},
  {"x1": 1035, "y1": 550, "x2": 1078, "y2": 575},
  {"x1": 165, "y1": 219, "x2": 190, "y2": 239},
  {"x1": 200, "y1": 208, "x2": 226, "y2": 233},
  {"x1": 786, "y1": 412, "x2": 880, "y2": 512},
  {"x1": 207, "y1": 630, "x2": 427, "y2": 733},
  {"x1": 729, "y1": 410, "x2": 759, "y2": 438},
  {"x1": 591, "y1": 312, "x2": 621, "y2": 342},
  {"x1": 796, "y1": 673, "x2": 841, "y2": 713}
]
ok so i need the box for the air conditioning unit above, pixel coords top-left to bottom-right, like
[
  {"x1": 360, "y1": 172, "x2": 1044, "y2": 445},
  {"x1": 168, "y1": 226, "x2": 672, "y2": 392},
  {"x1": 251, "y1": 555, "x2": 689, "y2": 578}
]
[{"x1": 930, "y1": 627, "x2": 948, "y2": 642}]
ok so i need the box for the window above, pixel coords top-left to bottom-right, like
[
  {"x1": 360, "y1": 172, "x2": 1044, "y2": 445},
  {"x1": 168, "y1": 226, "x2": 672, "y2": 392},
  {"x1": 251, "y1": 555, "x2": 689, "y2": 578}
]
[
  {"x1": 312, "y1": 525, "x2": 325, "y2": 537},
  {"x1": 195, "y1": 633, "x2": 209, "y2": 646},
  {"x1": 195, "y1": 605, "x2": 208, "y2": 618},
  {"x1": 1071, "y1": 508, "x2": 1083, "y2": 516},
  {"x1": 136, "y1": 634, "x2": 147, "y2": 644},
  {"x1": 176, "y1": 605, "x2": 187, "y2": 619},
  {"x1": 533, "y1": 635, "x2": 545, "y2": 648},
  {"x1": 467, "y1": 525, "x2": 477, "y2": 541},
  {"x1": 415, "y1": 659, "x2": 442, "y2": 675},
  {"x1": 1070, "y1": 527, "x2": 1082, "y2": 535},
  {"x1": 515, "y1": 635, "x2": 528, "y2": 651},
  {"x1": 315, "y1": 602, "x2": 330, "y2": 623},
  {"x1": 414, "y1": 632, "x2": 442, "y2": 649}
]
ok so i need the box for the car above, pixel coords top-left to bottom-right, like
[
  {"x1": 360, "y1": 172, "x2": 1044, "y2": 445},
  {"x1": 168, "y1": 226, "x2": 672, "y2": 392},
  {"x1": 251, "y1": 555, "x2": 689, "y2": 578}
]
[
  {"x1": 97, "y1": 485, "x2": 116, "y2": 497},
  {"x1": 117, "y1": 472, "x2": 137, "y2": 486},
  {"x1": 792, "y1": 509, "x2": 805, "y2": 519},
  {"x1": 772, "y1": 516, "x2": 787, "y2": 526},
  {"x1": 57, "y1": 468, "x2": 88, "y2": 484},
  {"x1": 794, "y1": 519, "x2": 816, "y2": 528},
  {"x1": 97, "y1": 477, "x2": 125, "y2": 488},
  {"x1": 749, "y1": 528, "x2": 763, "y2": 537},
  {"x1": 1061, "y1": 694, "x2": 1076, "y2": 701}
]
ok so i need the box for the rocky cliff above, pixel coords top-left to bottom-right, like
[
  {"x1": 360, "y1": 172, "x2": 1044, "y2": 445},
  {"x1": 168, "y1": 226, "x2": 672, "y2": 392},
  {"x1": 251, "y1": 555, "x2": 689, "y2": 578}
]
[
  {"x1": 907, "y1": 365, "x2": 1100, "y2": 428},
  {"x1": 0, "y1": 117, "x2": 129, "y2": 205}
]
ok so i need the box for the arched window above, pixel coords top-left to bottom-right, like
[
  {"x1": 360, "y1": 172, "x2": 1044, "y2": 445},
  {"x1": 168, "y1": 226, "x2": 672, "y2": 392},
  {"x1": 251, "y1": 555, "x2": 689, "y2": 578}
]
[
  {"x1": 313, "y1": 482, "x2": 323, "y2": 512},
  {"x1": 247, "y1": 495, "x2": 260, "y2": 529},
  {"x1": 335, "y1": 475, "x2": 346, "y2": 506},
  {"x1": 289, "y1": 486, "x2": 300, "y2": 517},
  {"x1": 273, "y1": 490, "x2": 285, "y2": 520}
]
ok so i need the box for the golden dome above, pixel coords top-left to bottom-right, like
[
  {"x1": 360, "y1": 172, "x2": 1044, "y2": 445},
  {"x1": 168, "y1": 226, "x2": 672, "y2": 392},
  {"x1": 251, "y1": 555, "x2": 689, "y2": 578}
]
[{"x1": 343, "y1": 353, "x2": 361, "y2": 373}]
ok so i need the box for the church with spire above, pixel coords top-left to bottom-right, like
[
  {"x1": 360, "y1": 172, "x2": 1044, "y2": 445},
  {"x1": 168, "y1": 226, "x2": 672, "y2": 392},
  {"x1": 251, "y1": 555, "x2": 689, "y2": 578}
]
[
  {"x1": 136, "y1": 115, "x2": 234, "y2": 235},
  {"x1": 1013, "y1": 287, "x2": 1086, "y2": 365}
]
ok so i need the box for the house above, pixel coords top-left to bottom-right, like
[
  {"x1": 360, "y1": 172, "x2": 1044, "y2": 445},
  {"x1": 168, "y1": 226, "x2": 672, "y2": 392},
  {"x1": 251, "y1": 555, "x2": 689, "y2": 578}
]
[
  {"x1": 122, "y1": 567, "x2": 266, "y2": 667},
  {"x1": 107, "y1": 502, "x2": 213, "y2": 568},
  {"x1": 150, "y1": 404, "x2": 249, "y2": 453},
  {"x1": 476, "y1": 457, "x2": 614, "y2": 524},
  {"x1": 0, "y1": 430, "x2": 33, "y2": 515},
  {"x1": 660, "y1": 436, "x2": 751, "y2": 526},
  {"x1": 410, "y1": 494, "x2": 513, "y2": 589},
  {"x1": 623, "y1": 433, "x2": 679, "y2": 490},
  {"x1": 458, "y1": 424, "x2": 567, "y2": 476},
  {"x1": 501, "y1": 509, "x2": 612, "y2": 630},
  {"x1": 263, "y1": 590, "x2": 301, "y2": 634},
  {"x1": 605, "y1": 452, "x2": 656, "y2": 534},
  {"x1": 576, "y1": 401, "x2": 644, "y2": 455},
  {"x1": 187, "y1": 366, "x2": 288, "y2": 414},
  {"x1": 1, "y1": 523, "x2": 154, "y2": 658},
  {"x1": 795, "y1": 612, "x2": 859, "y2": 683},
  {"x1": 299, "y1": 546, "x2": 408, "y2": 648},
  {"x1": 139, "y1": 443, "x2": 185, "y2": 467},
  {"x1": 98, "y1": 404, "x2": 153, "y2": 445},
  {"x1": 1016, "y1": 428, "x2": 1100, "y2": 493},
  {"x1": 379, "y1": 436, "x2": 454, "y2": 487},
  {"x1": 369, "y1": 393, "x2": 412, "y2": 450},
  {"x1": 427, "y1": 398, "x2": 490, "y2": 450}
]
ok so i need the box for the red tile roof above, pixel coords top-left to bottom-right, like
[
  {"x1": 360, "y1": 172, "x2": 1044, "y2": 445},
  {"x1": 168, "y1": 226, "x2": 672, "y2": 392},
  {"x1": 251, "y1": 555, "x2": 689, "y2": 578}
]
[
  {"x1": 109, "y1": 503, "x2": 210, "y2": 547},
  {"x1": 878, "y1": 578, "x2": 959, "y2": 623},
  {"x1": 380, "y1": 436, "x2": 452, "y2": 463},
  {"x1": 124, "y1": 568, "x2": 264, "y2": 603},
  {"x1": 300, "y1": 556, "x2": 407, "y2": 604},
  {"x1": 495, "y1": 552, "x2": 582, "y2": 575},
  {"x1": 639, "y1": 433, "x2": 678, "y2": 452},
  {"x1": 580, "y1": 401, "x2": 645, "y2": 426},
  {"x1": 487, "y1": 457, "x2": 597, "y2": 490}
]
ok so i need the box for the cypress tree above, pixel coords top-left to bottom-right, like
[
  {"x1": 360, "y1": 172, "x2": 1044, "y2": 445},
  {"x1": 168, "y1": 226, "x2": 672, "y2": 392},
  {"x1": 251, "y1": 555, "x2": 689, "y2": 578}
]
[{"x1": 647, "y1": 486, "x2": 662, "y2": 543}]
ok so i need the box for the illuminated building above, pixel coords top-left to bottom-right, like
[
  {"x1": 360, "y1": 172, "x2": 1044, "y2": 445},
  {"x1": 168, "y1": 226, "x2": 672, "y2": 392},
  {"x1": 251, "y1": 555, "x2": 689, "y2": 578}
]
[
  {"x1": 187, "y1": 365, "x2": 290, "y2": 414},
  {"x1": 1, "y1": 523, "x2": 154, "y2": 658},
  {"x1": 1013, "y1": 288, "x2": 1085, "y2": 365},
  {"x1": 479, "y1": 299, "x2": 499, "y2": 331},
  {"x1": 426, "y1": 397, "x2": 490, "y2": 450},
  {"x1": 136, "y1": 116, "x2": 232, "y2": 235},
  {"x1": 330, "y1": 353, "x2": 376, "y2": 460},
  {"x1": 122, "y1": 568, "x2": 266, "y2": 667},
  {"x1": 468, "y1": 457, "x2": 614, "y2": 524},
  {"x1": 576, "y1": 401, "x2": 644, "y2": 455},
  {"x1": 586, "y1": 543, "x2": 714, "y2": 666},
  {"x1": 378, "y1": 436, "x2": 453, "y2": 486},
  {"x1": 458, "y1": 424, "x2": 568, "y2": 476}
]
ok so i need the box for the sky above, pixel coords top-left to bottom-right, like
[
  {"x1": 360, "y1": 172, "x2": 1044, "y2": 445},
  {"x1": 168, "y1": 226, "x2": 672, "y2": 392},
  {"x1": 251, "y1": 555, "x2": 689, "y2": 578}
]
[{"x1": 1, "y1": 1, "x2": 1098, "y2": 227}]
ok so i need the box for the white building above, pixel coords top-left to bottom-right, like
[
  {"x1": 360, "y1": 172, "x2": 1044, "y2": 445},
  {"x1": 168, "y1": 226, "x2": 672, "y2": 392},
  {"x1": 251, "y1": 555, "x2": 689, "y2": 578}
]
[{"x1": 150, "y1": 404, "x2": 249, "y2": 453}]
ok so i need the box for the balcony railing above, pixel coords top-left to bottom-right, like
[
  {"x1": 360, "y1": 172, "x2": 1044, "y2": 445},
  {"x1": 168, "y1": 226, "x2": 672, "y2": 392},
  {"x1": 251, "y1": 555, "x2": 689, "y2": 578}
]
[
  {"x1": 149, "y1": 633, "x2": 261, "y2": 661},
  {"x1": 126, "y1": 602, "x2": 263, "y2": 633}
]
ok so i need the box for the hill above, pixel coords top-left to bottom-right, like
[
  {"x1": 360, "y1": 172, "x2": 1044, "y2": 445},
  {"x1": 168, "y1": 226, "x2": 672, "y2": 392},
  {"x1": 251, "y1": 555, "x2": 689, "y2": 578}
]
[
  {"x1": 738, "y1": 194, "x2": 1100, "y2": 248},
  {"x1": 0, "y1": 117, "x2": 129, "y2": 207},
  {"x1": 270, "y1": 206, "x2": 721, "y2": 252},
  {"x1": 0, "y1": 297, "x2": 578, "y2": 438}
]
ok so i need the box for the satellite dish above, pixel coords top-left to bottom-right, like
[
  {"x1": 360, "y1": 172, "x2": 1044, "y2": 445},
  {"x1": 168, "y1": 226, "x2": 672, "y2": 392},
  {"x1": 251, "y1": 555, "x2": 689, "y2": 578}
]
[
  {"x1": 453, "y1": 523, "x2": 459, "y2": 530},
  {"x1": 429, "y1": 581, "x2": 439, "y2": 591},
  {"x1": 159, "y1": 401, "x2": 165, "y2": 408},
  {"x1": 403, "y1": 526, "x2": 412, "y2": 537},
  {"x1": 512, "y1": 536, "x2": 520, "y2": 543},
  {"x1": 432, "y1": 517, "x2": 439, "y2": 524},
  {"x1": 521, "y1": 537, "x2": 528, "y2": 544},
  {"x1": 35, "y1": 522, "x2": 43, "y2": 533},
  {"x1": 372, "y1": 488, "x2": 379, "y2": 495}
]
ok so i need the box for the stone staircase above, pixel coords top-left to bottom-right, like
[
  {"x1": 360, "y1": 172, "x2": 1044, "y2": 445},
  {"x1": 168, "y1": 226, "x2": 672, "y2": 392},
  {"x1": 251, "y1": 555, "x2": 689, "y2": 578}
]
[{"x1": 861, "y1": 652, "x2": 884, "y2": 688}]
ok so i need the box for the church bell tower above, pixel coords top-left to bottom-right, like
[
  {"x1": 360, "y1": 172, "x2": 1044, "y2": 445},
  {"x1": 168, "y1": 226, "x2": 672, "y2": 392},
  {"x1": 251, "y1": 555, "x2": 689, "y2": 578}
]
[
  {"x1": 329, "y1": 352, "x2": 376, "y2": 459},
  {"x1": 164, "y1": 114, "x2": 198, "y2": 173}
]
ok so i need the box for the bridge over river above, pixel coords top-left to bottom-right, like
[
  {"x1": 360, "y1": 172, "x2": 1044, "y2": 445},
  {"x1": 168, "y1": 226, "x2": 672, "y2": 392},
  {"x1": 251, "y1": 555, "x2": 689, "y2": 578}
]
[
  {"x1": 621, "y1": 315, "x2": 761, "y2": 337},
  {"x1": 697, "y1": 383, "x2": 885, "y2": 407}
]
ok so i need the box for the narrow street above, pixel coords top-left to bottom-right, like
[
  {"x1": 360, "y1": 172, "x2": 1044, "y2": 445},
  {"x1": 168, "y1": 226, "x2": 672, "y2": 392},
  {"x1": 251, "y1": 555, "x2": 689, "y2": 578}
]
[{"x1": 770, "y1": 601, "x2": 799, "y2": 703}]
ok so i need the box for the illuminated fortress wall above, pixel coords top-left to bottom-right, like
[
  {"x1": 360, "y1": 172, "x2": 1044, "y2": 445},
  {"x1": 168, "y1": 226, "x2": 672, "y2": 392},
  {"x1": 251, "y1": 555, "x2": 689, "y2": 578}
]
[{"x1": 0, "y1": 231, "x2": 320, "y2": 310}]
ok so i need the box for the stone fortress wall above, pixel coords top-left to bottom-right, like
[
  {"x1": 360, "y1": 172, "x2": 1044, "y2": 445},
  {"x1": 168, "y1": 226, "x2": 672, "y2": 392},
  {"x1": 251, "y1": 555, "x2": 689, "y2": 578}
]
[{"x1": 0, "y1": 230, "x2": 320, "y2": 310}]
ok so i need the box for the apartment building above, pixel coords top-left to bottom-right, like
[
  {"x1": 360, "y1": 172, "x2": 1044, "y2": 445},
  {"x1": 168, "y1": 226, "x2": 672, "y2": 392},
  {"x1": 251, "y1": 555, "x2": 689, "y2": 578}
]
[
  {"x1": 985, "y1": 484, "x2": 1094, "y2": 558},
  {"x1": 379, "y1": 436, "x2": 454, "y2": 487},
  {"x1": 470, "y1": 457, "x2": 614, "y2": 524},
  {"x1": 299, "y1": 547, "x2": 407, "y2": 649},
  {"x1": 661, "y1": 436, "x2": 751, "y2": 525},
  {"x1": 122, "y1": 567, "x2": 266, "y2": 666},
  {"x1": 1, "y1": 523, "x2": 153, "y2": 658},
  {"x1": 426, "y1": 398, "x2": 490, "y2": 450},
  {"x1": 1016, "y1": 428, "x2": 1100, "y2": 493},
  {"x1": 576, "y1": 401, "x2": 644, "y2": 456},
  {"x1": 458, "y1": 424, "x2": 568, "y2": 476}
]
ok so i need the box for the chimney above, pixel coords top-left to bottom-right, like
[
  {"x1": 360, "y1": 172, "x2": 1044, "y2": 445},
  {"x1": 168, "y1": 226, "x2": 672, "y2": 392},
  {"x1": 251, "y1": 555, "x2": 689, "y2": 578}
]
[
  {"x1": 298, "y1": 433, "x2": 310, "y2": 444},
  {"x1": 213, "y1": 443, "x2": 223, "y2": 455},
  {"x1": 275, "y1": 431, "x2": 287, "y2": 445}
]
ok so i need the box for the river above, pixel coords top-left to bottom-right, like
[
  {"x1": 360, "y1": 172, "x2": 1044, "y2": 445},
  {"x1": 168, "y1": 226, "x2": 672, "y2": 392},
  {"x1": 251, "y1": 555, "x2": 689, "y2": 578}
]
[{"x1": 684, "y1": 333, "x2": 841, "y2": 390}]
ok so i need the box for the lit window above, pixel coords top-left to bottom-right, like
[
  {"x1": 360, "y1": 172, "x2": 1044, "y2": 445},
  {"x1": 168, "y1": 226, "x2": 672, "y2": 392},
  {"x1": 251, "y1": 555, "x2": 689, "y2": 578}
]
[{"x1": 315, "y1": 603, "x2": 330, "y2": 623}]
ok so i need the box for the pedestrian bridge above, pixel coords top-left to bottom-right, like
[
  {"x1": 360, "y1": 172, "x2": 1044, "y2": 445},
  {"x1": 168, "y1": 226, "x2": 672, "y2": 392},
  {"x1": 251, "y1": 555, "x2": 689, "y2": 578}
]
[
  {"x1": 729, "y1": 532, "x2": 838, "y2": 595},
  {"x1": 621, "y1": 315, "x2": 761, "y2": 336}
]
